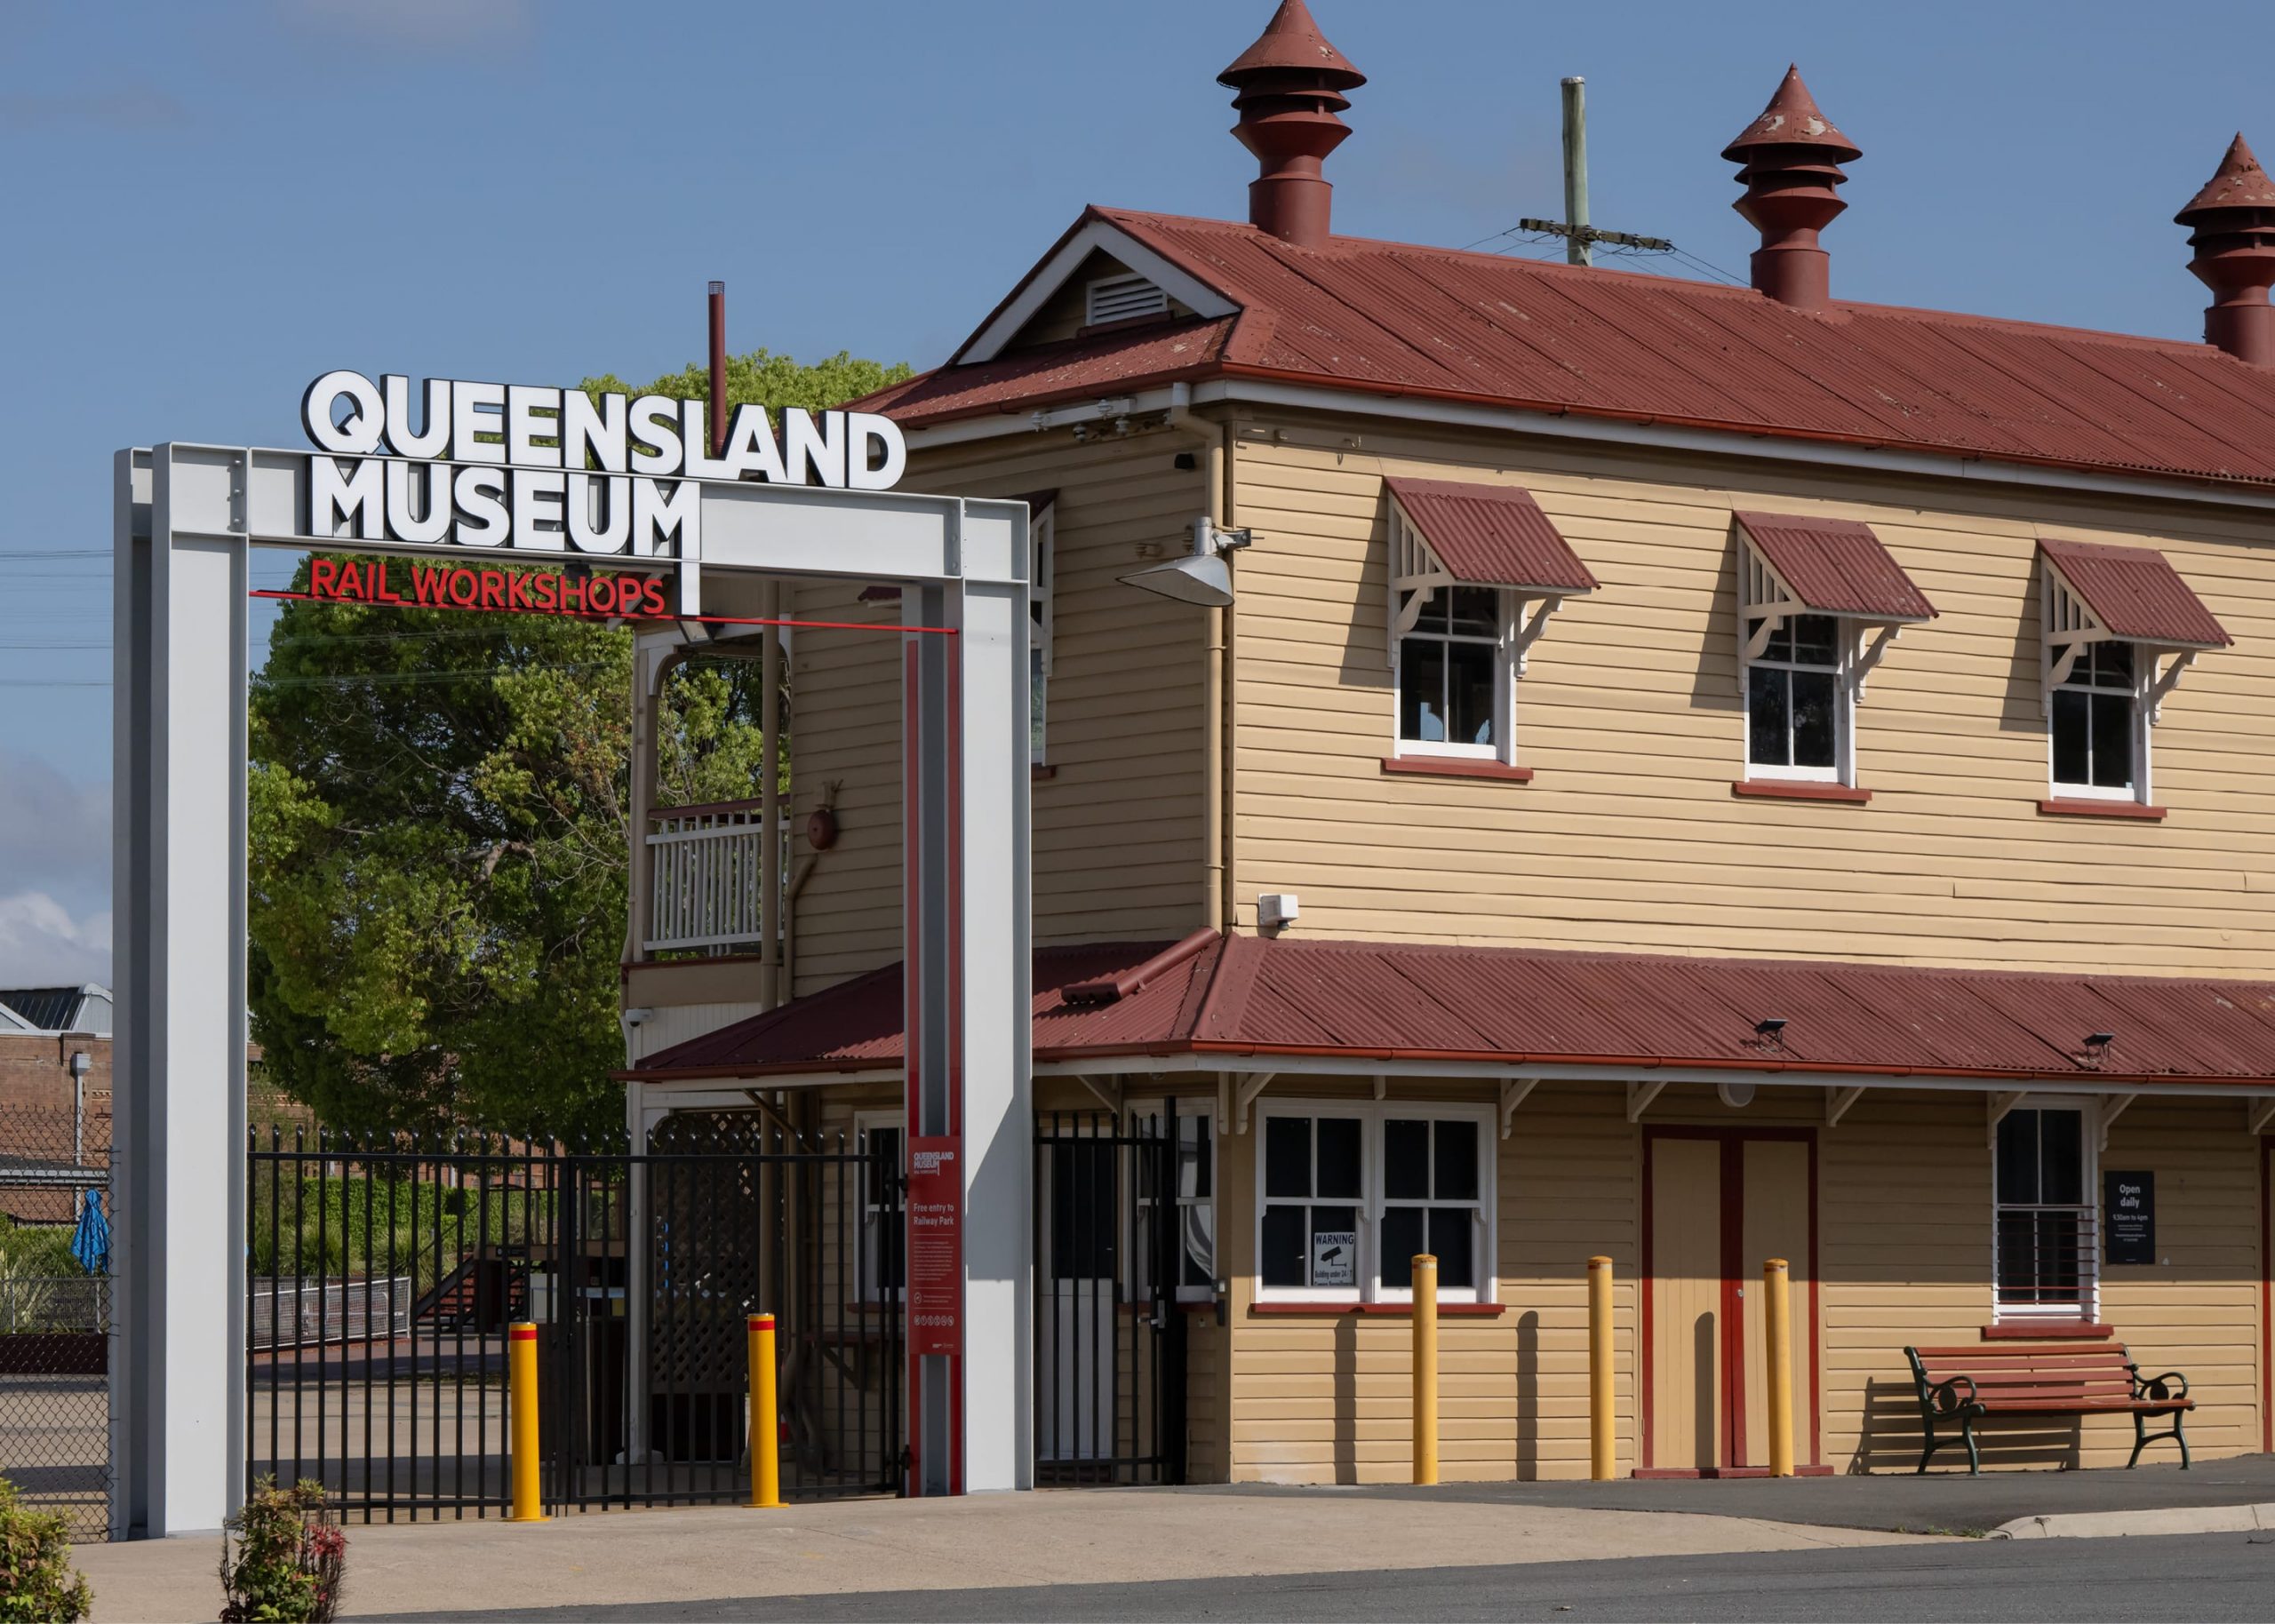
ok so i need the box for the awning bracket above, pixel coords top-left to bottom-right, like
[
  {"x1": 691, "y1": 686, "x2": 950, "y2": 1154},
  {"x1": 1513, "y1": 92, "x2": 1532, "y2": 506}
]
[
  {"x1": 1627, "y1": 1079, "x2": 1668, "y2": 1124},
  {"x1": 1987, "y1": 1090, "x2": 2028, "y2": 1140},
  {"x1": 1073, "y1": 1073, "x2": 1124, "y2": 1118},
  {"x1": 2146, "y1": 649, "x2": 2198, "y2": 727},
  {"x1": 1825, "y1": 1085, "x2": 1866, "y2": 1128},
  {"x1": 1233, "y1": 1071, "x2": 1278, "y2": 1134},
  {"x1": 2097, "y1": 1093, "x2": 2138, "y2": 1152},
  {"x1": 2249, "y1": 1097, "x2": 2275, "y2": 1137},
  {"x1": 1508, "y1": 595, "x2": 1563, "y2": 679},
  {"x1": 1499, "y1": 1077, "x2": 1539, "y2": 1139}
]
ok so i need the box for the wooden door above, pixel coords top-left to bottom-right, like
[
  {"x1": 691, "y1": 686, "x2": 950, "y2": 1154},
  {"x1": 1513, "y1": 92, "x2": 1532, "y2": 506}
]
[
  {"x1": 1644, "y1": 1128, "x2": 1816, "y2": 1473},
  {"x1": 1739, "y1": 1139, "x2": 1814, "y2": 1469},
  {"x1": 1648, "y1": 1136, "x2": 1723, "y2": 1470}
]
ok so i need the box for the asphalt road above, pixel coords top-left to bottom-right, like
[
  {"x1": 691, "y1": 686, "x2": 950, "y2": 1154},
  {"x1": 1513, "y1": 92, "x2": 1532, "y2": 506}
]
[
  {"x1": 1204, "y1": 1455, "x2": 2275, "y2": 1535},
  {"x1": 398, "y1": 1532, "x2": 2275, "y2": 1622}
]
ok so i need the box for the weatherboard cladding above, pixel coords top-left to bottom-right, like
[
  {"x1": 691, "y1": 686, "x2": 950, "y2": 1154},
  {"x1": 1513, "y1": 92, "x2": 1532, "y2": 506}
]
[
  {"x1": 2039, "y1": 536, "x2": 2234, "y2": 648},
  {"x1": 628, "y1": 933, "x2": 2275, "y2": 1086},
  {"x1": 1384, "y1": 478, "x2": 1598, "y2": 593},
  {"x1": 866, "y1": 207, "x2": 2275, "y2": 492},
  {"x1": 1733, "y1": 512, "x2": 1935, "y2": 621}
]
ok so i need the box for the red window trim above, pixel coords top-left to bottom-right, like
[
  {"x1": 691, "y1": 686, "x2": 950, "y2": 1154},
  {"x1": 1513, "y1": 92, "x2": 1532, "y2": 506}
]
[
  {"x1": 1731, "y1": 780, "x2": 1872, "y2": 804},
  {"x1": 1981, "y1": 1320, "x2": 2113, "y2": 1341},
  {"x1": 1248, "y1": 1302, "x2": 1508, "y2": 1318},
  {"x1": 1381, "y1": 757, "x2": 1533, "y2": 784},
  {"x1": 2038, "y1": 798, "x2": 2165, "y2": 822}
]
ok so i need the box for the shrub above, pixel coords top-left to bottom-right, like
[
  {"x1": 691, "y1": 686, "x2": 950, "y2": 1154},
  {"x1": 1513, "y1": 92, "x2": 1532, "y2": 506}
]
[
  {"x1": 0, "y1": 1476, "x2": 92, "y2": 1624},
  {"x1": 218, "y1": 1478, "x2": 347, "y2": 1624}
]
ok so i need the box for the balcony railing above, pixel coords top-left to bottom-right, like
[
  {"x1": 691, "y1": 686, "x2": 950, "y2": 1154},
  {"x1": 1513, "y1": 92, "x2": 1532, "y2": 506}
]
[{"x1": 644, "y1": 800, "x2": 784, "y2": 955}]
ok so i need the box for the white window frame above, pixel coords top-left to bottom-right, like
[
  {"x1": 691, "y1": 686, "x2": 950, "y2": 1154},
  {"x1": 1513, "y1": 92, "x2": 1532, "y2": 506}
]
[
  {"x1": 1130, "y1": 1104, "x2": 1217, "y2": 1305},
  {"x1": 1029, "y1": 506, "x2": 1054, "y2": 768},
  {"x1": 1991, "y1": 1096, "x2": 2099, "y2": 1323},
  {"x1": 1393, "y1": 584, "x2": 1514, "y2": 763},
  {"x1": 854, "y1": 1109, "x2": 905, "y2": 1305},
  {"x1": 2045, "y1": 639, "x2": 2150, "y2": 803},
  {"x1": 1252, "y1": 1101, "x2": 1495, "y2": 1306},
  {"x1": 1738, "y1": 540, "x2": 1855, "y2": 786}
]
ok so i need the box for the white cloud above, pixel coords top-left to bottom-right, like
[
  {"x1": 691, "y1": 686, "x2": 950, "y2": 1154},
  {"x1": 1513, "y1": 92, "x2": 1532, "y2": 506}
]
[
  {"x1": 0, "y1": 750, "x2": 108, "y2": 902},
  {"x1": 0, "y1": 892, "x2": 110, "y2": 987}
]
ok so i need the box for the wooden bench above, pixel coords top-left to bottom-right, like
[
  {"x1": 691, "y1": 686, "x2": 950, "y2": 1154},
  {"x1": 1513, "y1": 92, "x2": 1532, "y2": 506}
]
[{"x1": 1904, "y1": 1342, "x2": 2191, "y2": 1476}]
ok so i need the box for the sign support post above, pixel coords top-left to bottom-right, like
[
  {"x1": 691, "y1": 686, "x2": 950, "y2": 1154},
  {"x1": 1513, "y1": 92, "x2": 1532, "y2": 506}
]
[{"x1": 114, "y1": 384, "x2": 1034, "y2": 1532}]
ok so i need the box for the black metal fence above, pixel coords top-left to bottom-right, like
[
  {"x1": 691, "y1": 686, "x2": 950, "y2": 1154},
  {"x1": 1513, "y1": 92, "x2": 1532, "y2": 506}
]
[
  {"x1": 1033, "y1": 1107, "x2": 1187, "y2": 1485},
  {"x1": 0, "y1": 1105, "x2": 115, "y2": 1540},
  {"x1": 248, "y1": 1114, "x2": 901, "y2": 1521}
]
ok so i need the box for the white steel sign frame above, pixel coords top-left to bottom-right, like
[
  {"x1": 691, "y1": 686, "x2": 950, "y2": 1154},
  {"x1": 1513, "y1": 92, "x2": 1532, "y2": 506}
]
[{"x1": 113, "y1": 439, "x2": 1032, "y2": 1534}]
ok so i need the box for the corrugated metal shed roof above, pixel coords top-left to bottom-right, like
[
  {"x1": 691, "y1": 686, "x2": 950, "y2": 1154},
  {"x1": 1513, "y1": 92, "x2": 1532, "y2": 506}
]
[
  {"x1": 1385, "y1": 479, "x2": 1598, "y2": 593},
  {"x1": 627, "y1": 934, "x2": 2275, "y2": 1089},
  {"x1": 863, "y1": 206, "x2": 2275, "y2": 494},
  {"x1": 0, "y1": 986, "x2": 109, "y2": 1035},
  {"x1": 1735, "y1": 511, "x2": 1936, "y2": 621},
  {"x1": 2040, "y1": 537, "x2": 2234, "y2": 648}
]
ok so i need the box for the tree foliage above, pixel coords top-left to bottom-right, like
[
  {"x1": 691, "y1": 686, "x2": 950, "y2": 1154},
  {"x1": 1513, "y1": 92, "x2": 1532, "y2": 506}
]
[{"x1": 247, "y1": 351, "x2": 908, "y2": 1142}]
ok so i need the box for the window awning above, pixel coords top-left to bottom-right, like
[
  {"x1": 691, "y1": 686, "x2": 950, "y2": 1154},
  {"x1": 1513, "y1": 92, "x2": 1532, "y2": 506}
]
[
  {"x1": 1384, "y1": 478, "x2": 1598, "y2": 595},
  {"x1": 2040, "y1": 537, "x2": 2231, "y2": 650},
  {"x1": 1734, "y1": 511, "x2": 1936, "y2": 623}
]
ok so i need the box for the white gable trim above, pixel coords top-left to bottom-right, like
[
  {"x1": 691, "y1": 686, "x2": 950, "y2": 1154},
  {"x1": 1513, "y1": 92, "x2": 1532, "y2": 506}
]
[{"x1": 953, "y1": 219, "x2": 1241, "y2": 367}]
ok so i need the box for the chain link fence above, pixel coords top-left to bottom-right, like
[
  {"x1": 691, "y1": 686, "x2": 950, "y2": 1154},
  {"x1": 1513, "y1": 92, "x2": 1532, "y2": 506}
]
[{"x1": 0, "y1": 1106, "x2": 114, "y2": 1540}]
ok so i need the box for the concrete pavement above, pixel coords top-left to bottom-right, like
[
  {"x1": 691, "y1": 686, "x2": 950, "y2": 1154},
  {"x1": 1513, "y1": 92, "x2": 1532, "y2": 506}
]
[
  {"x1": 388, "y1": 1533, "x2": 2275, "y2": 1623},
  {"x1": 75, "y1": 1486, "x2": 1933, "y2": 1622}
]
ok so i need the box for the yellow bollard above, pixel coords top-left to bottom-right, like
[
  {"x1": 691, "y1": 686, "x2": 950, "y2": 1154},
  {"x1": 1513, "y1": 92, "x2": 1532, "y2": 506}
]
[
  {"x1": 507, "y1": 1322, "x2": 545, "y2": 1522},
  {"x1": 1764, "y1": 1258, "x2": 1794, "y2": 1477},
  {"x1": 747, "y1": 1312, "x2": 782, "y2": 1508},
  {"x1": 1411, "y1": 1254, "x2": 1438, "y2": 1486},
  {"x1": 1587, "y1": 1256, "x2": 1615, "y2": 1481}
]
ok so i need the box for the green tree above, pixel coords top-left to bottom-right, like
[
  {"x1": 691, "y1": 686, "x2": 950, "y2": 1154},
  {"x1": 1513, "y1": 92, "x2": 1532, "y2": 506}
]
[{"x1": 247, "y1": 351, "x2": 910, "y2": 1142}]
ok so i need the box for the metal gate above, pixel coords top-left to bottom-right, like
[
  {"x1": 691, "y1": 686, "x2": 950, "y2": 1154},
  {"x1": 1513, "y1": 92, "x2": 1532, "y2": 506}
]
[
  {"x1": 1032, "y1": 1106, "x2": 1187, "y2": 1485},
  {"x1": 0, "y1": 1104, "x2": 113, "y2": 1540},
  {"x1": 248, "y1": 1116, "x2": 901, "y2": 1520}
]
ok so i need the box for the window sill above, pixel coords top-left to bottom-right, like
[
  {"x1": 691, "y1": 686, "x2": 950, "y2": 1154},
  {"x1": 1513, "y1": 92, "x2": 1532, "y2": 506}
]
[
  {"x1": 1249, "y1": 1302, "x2": 1508, "y2": 1318},
  {"x1": 1032, "y1": 764, "x2": 1057, "y2": 782},
  {"x1": 1983, "y1": 1320, "x2": 2113, "y2": 1341},
  {"x1": 2038, "y1": 798, "x2": 2163, "y2": 821},
  {"x1": 1731, "y1": 780, "x2": 1872, "y2": 804},
  {"x1": 1381, "y1": 757, "x2": 1533, "y2": 784}
]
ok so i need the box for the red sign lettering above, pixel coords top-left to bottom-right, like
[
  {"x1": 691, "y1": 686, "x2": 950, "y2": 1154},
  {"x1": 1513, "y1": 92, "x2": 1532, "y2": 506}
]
[{"x1": 286, "y1": 556, "x2": 667, "y2": 622}]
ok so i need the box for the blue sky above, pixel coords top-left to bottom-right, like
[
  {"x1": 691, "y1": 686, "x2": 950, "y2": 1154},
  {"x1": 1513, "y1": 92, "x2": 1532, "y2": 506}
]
[{"x1": 0, "y1": 0, "x2": 2264, "y2": 982}]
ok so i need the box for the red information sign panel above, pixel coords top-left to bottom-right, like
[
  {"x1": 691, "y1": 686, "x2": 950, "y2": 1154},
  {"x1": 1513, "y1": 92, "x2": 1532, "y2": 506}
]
[{"x1": 906, "y1": 1136, "x2": 962, "y2": 1357}]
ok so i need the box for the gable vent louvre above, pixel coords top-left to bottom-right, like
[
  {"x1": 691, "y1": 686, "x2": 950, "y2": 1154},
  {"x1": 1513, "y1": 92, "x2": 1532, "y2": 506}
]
[{"x1": 1086, "y1": 272, "x2": 1169, "y2": 326}]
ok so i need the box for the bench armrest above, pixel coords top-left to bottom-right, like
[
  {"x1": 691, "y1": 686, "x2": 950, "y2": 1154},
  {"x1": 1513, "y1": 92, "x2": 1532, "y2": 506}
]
[
  {"x1": 2133, "y1": 1369, "x2": 2189, "y2": 1404},
  {"x1": 1923, "y1": 1374, "x2": 1979, "y2": 1417}
]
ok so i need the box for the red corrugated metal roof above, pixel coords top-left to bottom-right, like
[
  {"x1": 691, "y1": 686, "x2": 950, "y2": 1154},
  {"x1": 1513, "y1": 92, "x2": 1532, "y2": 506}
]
[
  {"x1": 1735, "y1": 511, "x2": 1936, "y2": 621},
  {"x1": 2040, "y1": 537, "x2": 2233, "y2": 648},
  {"x1": 863, "y1": 206, "x2": 2275, "y2": 494},
  {"x1": 1385, "y1": 478, "x2": 1598, "y2": 593},
  {"x1": 625, "y1": 933, "x2": 2275, "y2": 1089}
]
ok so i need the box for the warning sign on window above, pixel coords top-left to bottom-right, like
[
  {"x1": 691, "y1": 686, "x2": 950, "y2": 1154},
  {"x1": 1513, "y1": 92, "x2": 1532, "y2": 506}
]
[{"x1": 1312, "y1": 1230, "x2": 1356, "y2": 1288}]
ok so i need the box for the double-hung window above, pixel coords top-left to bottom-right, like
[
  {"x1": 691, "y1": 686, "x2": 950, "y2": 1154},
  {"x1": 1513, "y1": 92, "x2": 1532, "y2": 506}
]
[
  {"x1": 1257, "y1": 1103, "x2": 1492, "y2": 1304},
  {"x1": 1397, "y1": 586, "x2": 1506, "y2": 758},
  {"x1": 2039, "y1": 537, "x2": 2231, "y2": 810},
  {"x1": 2049, "y1": 641, "x2": 2139, "y2": 798},
  {"x1": 1744, "y1": 612, "x2": 1844, "y2": 781},
  {"x1": 1134, "y1": 1111, "x2": 1215, "y2": 1302},
  {"x1": 1993, "y1": 1104, "x2": 2093, "y2": 1320},
  {"x1": 1732, "y1": 513, "x2": 1936, "y2": 792},
  {"x1": 1382, "y1": 479, "x2": 1598, "y2": 770}
]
